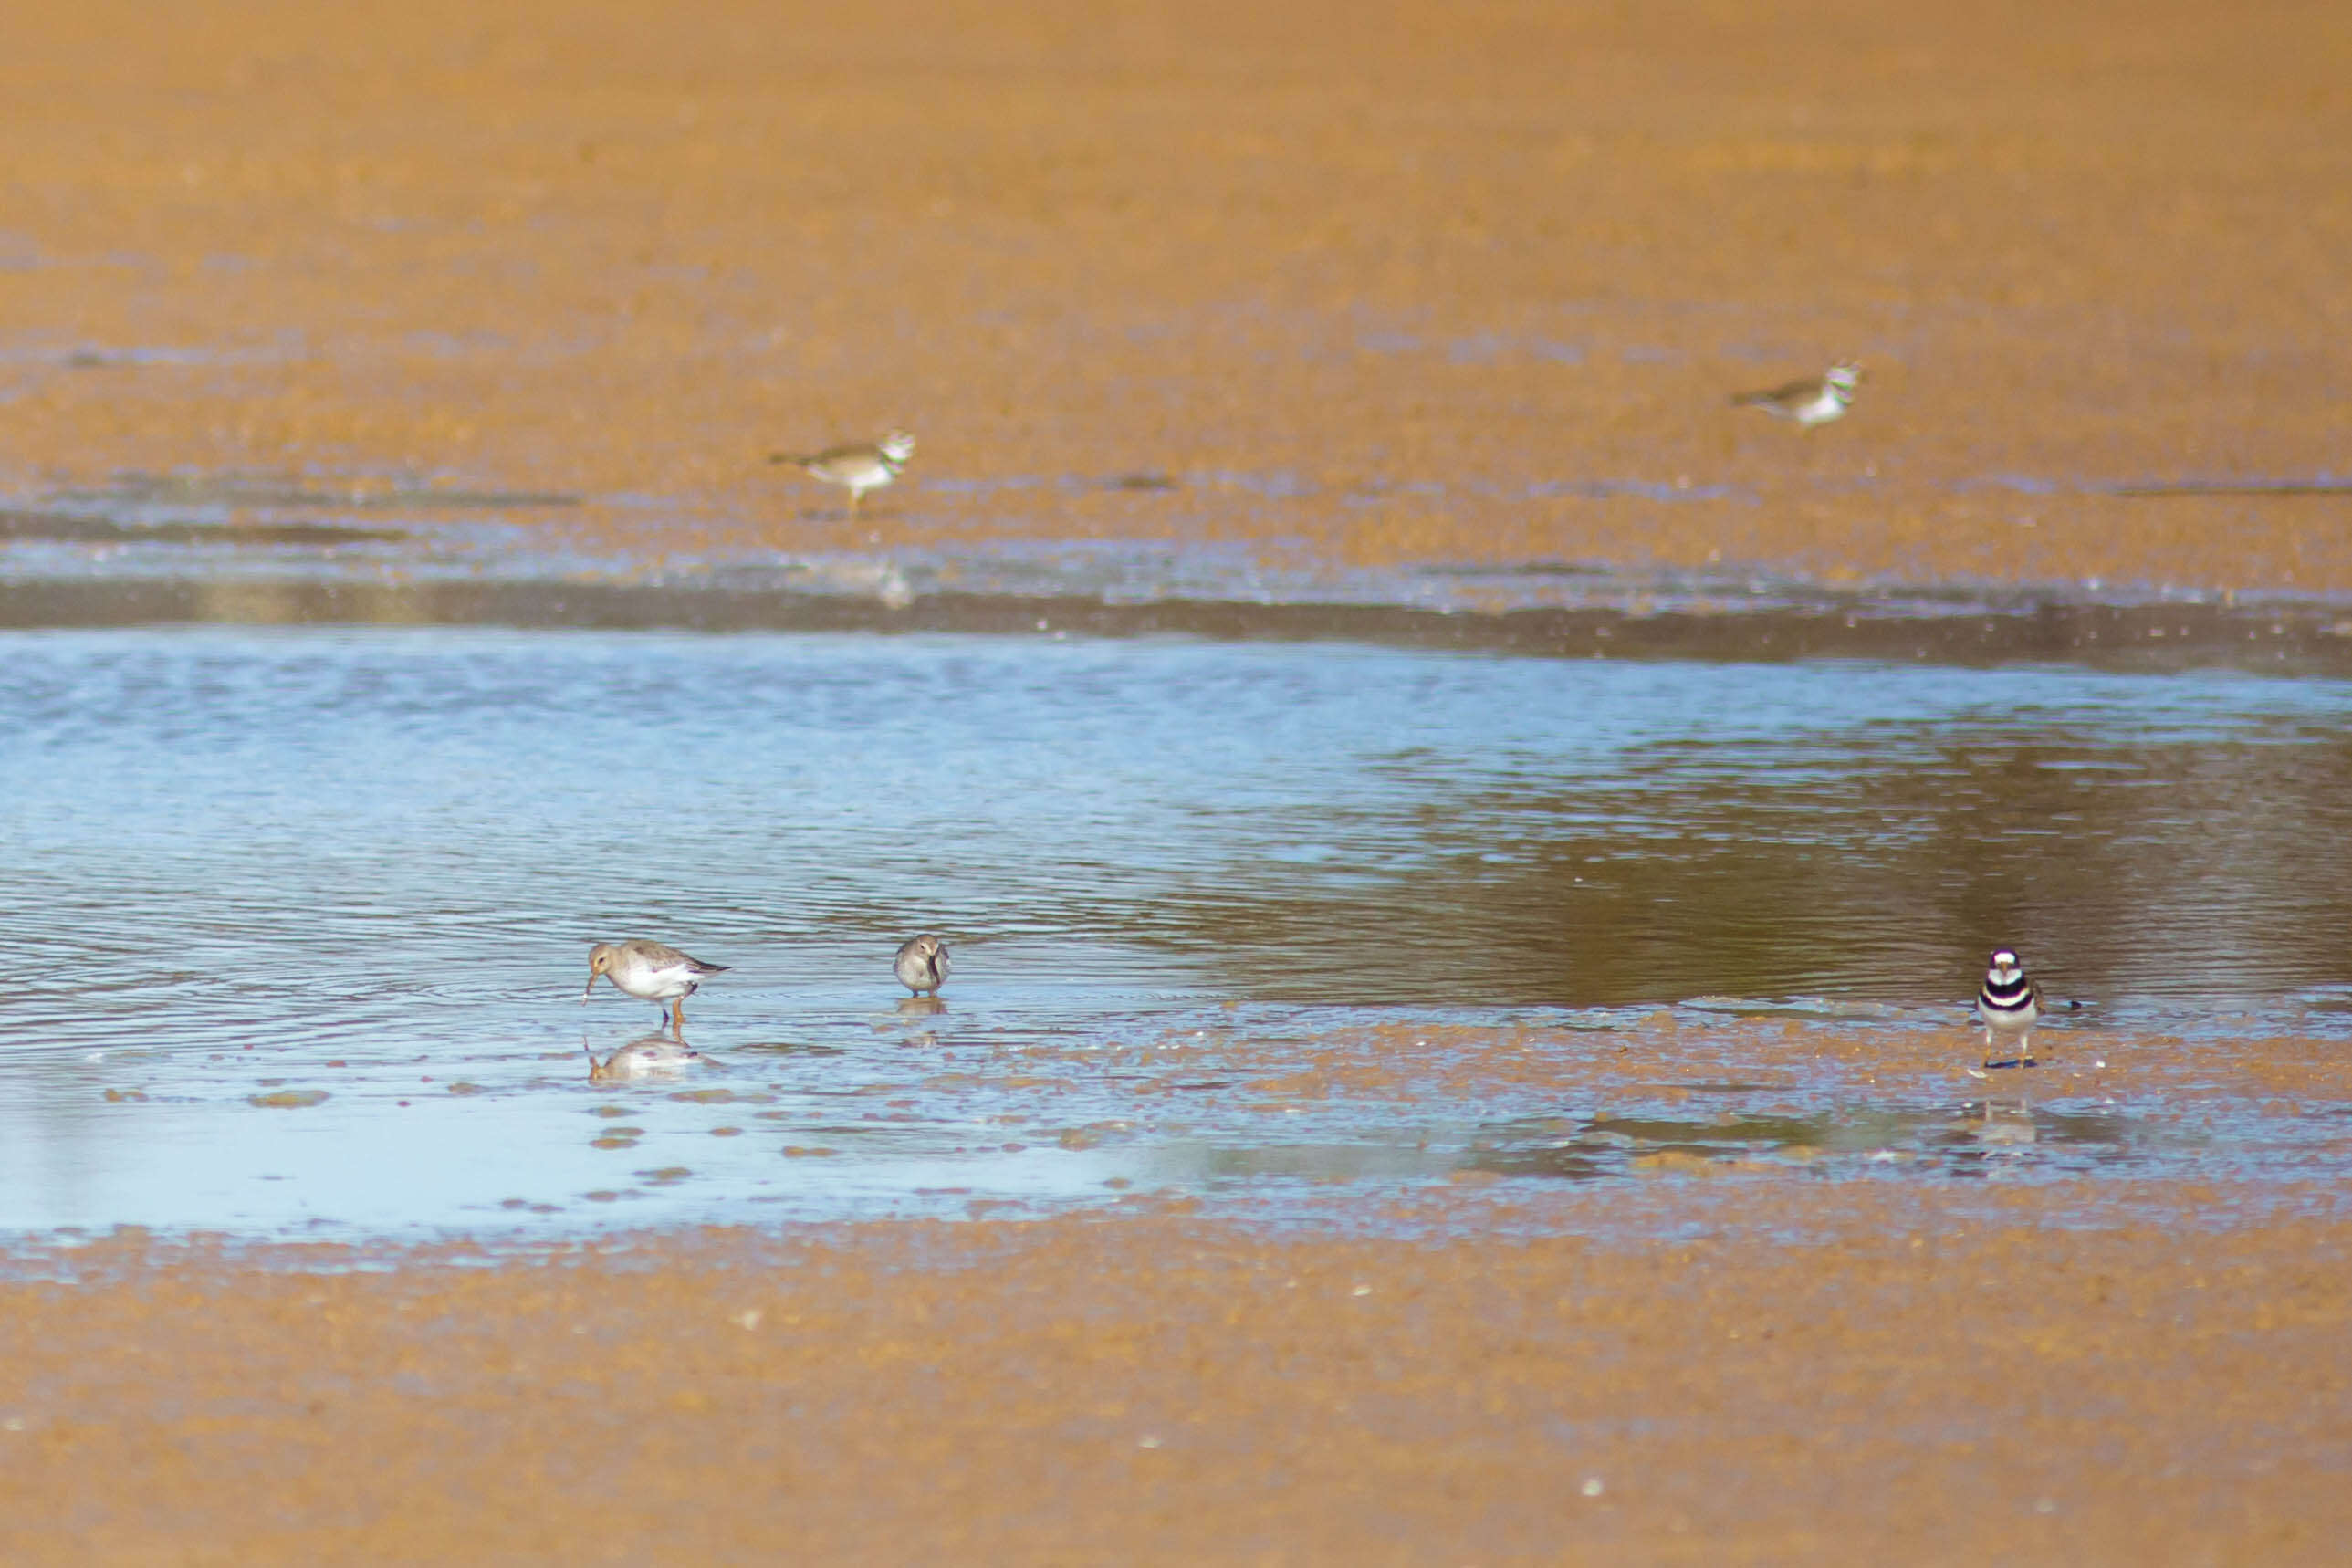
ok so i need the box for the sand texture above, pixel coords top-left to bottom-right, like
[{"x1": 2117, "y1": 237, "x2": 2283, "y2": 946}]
[
  {"x1": 5, "y1": 0, "x2": 2352, "y2": 1561},
  {"x1": 2, "y1": 0, "x2": 2348, "y2": 592},
  {"x1": 3, "y1": 1203, "x2": 2348, "y2": 1565},
  {"x1": 4, "y1": 1023, "x2": 2348, "y2": 1563}
]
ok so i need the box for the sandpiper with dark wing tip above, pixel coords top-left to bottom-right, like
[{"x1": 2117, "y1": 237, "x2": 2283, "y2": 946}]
[
  {"x1": 1731, "y1": 361, "x2": 1863, "y2": 428},
  {"x1": 1973, "y1": 947, "x2": 2044, "y2": 1069},
  {"x1": 769, "y1": 431, "x2": 915, "y2": 516},
  {"x1": 585, "y1": 940, "x2": 729, "y2": 1032},
  {"x1": 894, "y1": 934, "x2": 950, "y2": 998}
]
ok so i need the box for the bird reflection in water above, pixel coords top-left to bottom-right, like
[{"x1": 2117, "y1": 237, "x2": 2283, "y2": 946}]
[
  {"x1": 1957, "y1": 1097, "x2": 2038, "y2": 1157},
  {"x1": 584, "y1": 1035, "x2": 711, "y2": 1082}
]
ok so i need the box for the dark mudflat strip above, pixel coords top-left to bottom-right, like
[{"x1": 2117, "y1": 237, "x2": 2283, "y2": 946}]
[
  {"x1": 2112, "y1": 481, "x2": 2352, "y2": 497},
  {"x1": 2, "y1": 575, "x2": 2348, "y2": 674},
  {"x1": 51, "y1": 476, "x2": 580, "y2": 511},
  {"x1": 0, "y1": 510, "x2": 406, "y2": 547}
]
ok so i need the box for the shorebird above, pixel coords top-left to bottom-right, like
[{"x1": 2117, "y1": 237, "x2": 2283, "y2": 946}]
[
  {"x1": 1730, "y1": 361, "x2": 1862, "y2": 428},
  {"x1": 584, "y1": 940, "x2": 728, "y2": 1032},
  {"x1": 894, "y1": 933, "x2": 950, "y2": 997},
  {"x1": 1973, "y1": 947, "x2": 2043, "y2": 1069},
  {"x1": 769, "y1": 431, "x2": 915, "y2": 515}
]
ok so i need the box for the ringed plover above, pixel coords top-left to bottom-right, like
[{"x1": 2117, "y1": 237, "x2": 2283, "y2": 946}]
[
  {"x1": 769, "y1": 431, "x2": 915, "y2": 515},
  {"x1": 1731, "y1": 362, "x2": 1863, "y2": 428}
]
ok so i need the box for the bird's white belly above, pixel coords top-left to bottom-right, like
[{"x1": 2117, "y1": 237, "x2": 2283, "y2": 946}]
[
  {"x1": 612, "y1": 963, "x2": 699, "y2": 1001},
  {"x1": 816, "y1": 458, "x2": 891, "y2": 492},
  {"x1": 1793, "y1": 390, "x2": 1843, "y2": 425}
]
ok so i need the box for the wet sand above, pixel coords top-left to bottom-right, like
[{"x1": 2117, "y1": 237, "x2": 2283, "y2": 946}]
[
  {"x1": 3, "y1": 1197, "x2": 2347, "y2": 1563},
  {"x1": 3, "y1": 0, "x2": 2349, "y2": 595},
  {"x1": 5, "y1": 1023, "x2": 2349, "y2": 1561},
  {"x1": 7, "y1": 0, "x2": 2352, "y2": 1559}
]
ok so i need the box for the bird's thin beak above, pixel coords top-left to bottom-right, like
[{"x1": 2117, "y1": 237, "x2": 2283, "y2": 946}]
[{"x1": 583, "y1": 974, "x2": 597, "y2": 1001}]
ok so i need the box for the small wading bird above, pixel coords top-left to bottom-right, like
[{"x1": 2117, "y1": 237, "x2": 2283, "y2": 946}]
[
  {"x1": 768, "y1": 430, "x2": 915, "y2": 516},
  {"x1": 1973, "y1": 947, "x2": 2043, "y2": 1070},
  {"x1": 894, "y1": 933, "x2": 950, "y2": 998},
  {"x1": 584, "y1": 940, "x2": 729, "y2": 1033},
  {"x1": 1730, "y1": 361, "x2": 1862, "y2": 428}
]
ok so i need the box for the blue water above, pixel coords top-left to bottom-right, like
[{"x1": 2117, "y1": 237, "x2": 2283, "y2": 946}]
[{"x1": 2, "y1": 627, "x2": 2347, "y2": 1239}]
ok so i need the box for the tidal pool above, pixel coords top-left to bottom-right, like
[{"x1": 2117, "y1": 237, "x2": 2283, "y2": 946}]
[{"x1": 1, "y1": 624, "x2": 2347, "y2": 1239}]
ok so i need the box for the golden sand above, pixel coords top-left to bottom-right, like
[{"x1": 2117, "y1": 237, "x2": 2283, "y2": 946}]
[
  {"x1": 3, "y1": 0, "x2": 2348, "y2": 591},
  {"x1": 5, "y1": 2, "x2": 2350, "y2": 1559},
  {"x1": 3, "y1": 1200, "x2": 2347, "y2": 1564}
]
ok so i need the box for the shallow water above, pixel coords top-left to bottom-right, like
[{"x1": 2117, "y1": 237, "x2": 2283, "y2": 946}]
[
  {"x1": 2, "y1": 625, "x2": 2348, "y2": 1239},
  {"x1": 7, "y1": 484, "x2": 2352, "y2": 666}
]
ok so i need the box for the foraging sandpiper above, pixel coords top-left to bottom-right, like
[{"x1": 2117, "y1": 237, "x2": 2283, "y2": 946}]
[
  {"x1": 584, "y1": 940, "x2": 729, "y2": 1032},
  {"x1": 894, "y1": 933, "x2": 950, "y2": 997}
]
